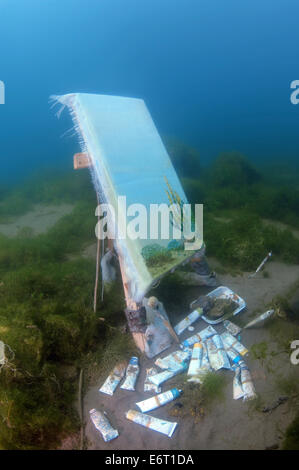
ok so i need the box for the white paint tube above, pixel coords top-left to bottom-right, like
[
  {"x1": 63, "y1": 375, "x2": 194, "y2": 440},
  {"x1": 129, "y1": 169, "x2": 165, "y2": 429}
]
[
  {"x1": 187, "y1": 342, "x2": 211, "y2": 384},
  {"x1": 223, "y1": 320, "x2": 242, "y2": 336},
  {"x1": 174, "y1": 309, "x2": 203, "y2": 335},
  {"x1": 89, "y1": 408, "x2": 118, "y2": 442},
  {"x1": 231, "y1": 365, "x2": 244, "y2": 400},
  {"x1": 120, "y1": 356, "x2": 140, "y2": 391},
  {"x1": 144, "y1": 367, "x2": 161, "y2": 393},
  {"x1": 99, "y1": 362, "x2": 126, "y2": 396},
  {"x1": 0, "y1": 340, "x2": 5, "y2": 365},
  {"x1": 182, "y1": 325, "x2": 217, "y2": 348},
  {"x1": 221, "y1": 331, "x2": 248, "y2": 357},
  {"x1": 239, "y1": 360, "x2": 257, "y2": 401},
  {"x1": 155, "y1": 348, "x2": 191, "y2": 372},
  {"x1": 136, "y1": 388, "x2": 181, "y2": 413},
  {"x1": 243, "y1": 309, "x2": 275, "y2": 329},
  {"x1": 148, "y1": 367, "x2": 186, "y2": 387},
  {"x1": 206, "y1": 335, "x2": 231, "y2": 371},
  {"x1": 187, "y1": 342, "x2": 203, "y2": 376},
  {"x1": 225, "y1": 346, "x2": 242, "y2": 364},
  {"x1": 126, "y1": 409, "x2": 177, "y2": 437}
]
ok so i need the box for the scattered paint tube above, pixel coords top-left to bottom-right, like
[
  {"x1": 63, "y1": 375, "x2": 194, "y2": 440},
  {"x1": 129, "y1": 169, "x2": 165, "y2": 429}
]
[
  {"x1": 182, "y1": 325, "x2": 217, "y2": 348},
  {"x1": 231, "y1": 365, "x2": 244, "y2": 400},
  {"x1": 188, "y1": 343, "x2": 211, "y2": 384},
  {"x1": 187, "y1": 342, "x2": 203, "y2": 377},
  {"x1": 206, "y1": 334, "x2": 231, "y2": 371},
  {"x1": 144, "y1": 367, "x2": 161, "y2": 394},
  {"x1": 239, "y1": 360, "x2": 257, "y2": 401},
  {"x1": 221, "y1": 331, "x2": 248, "y2": 357},
  {"x1": 225, "y1": 346, "x2": 242, "y2": 364},
  {"x1": 223, "y1": 320, "x2": 242, "y2": 336},
  {"x1": 126, "y1": 410, "x2": 177, "y2": 437},
  {"x1": 155, "y1": 348, "x2": 191, "y2": 372},
  {"x1": 89, "y1": 408, "x2": 119, "y2": 442},
  {"x1": 136, "y1": 388, "x2": 181, "y2": 413},
  {"x1": 148, "y1": 367, "x2": 186, "y2": 388},
  {"x1": 174, "y1": 309, "x2": 203, "y2": 335},
  {"x1": 0, "y1": 340, "x2": 5, "y2": 365},
  {"x1": 120, "y1": 356, "x2": 140, "y2": 391},
  {"x1": 99, "y1": 362, "x2": 126, "y2": 396},
  {"x1": 243, "y1": 309, "x2": 275, "y2": 329}
]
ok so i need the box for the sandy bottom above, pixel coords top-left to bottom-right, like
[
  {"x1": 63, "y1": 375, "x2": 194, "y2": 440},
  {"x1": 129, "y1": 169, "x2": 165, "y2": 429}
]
[
  {"x1": 83, "y1": 259, "x2": 299, "y2": 450},
  {"x1": 0, "y1": 203, "x2": 74, "y2": 237}
]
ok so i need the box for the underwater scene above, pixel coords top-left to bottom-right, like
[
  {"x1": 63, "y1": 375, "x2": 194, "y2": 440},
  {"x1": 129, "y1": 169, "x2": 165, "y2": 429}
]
[{"x1": 0, "y1": 0, "x2": 299, "y2": 453}]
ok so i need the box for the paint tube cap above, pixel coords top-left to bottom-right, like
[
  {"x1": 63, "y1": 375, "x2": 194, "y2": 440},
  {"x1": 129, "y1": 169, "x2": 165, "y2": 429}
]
[
  {"x1": 129, "y1": 356, "x2": 139, "y2": 365},
  {"x1": 171, "y1": 388, "x2": 182, "y2": 399}
]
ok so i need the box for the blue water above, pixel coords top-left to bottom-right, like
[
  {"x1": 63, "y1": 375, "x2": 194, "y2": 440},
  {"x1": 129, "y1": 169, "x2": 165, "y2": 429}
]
[{"x1": 0, "y1": 0, "x2": 298, "y2": 184}]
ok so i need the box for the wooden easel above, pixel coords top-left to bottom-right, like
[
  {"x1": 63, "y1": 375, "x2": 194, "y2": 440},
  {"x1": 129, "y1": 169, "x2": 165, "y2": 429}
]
[{"x1": 74, "y1": 153, "x2": 147, "y2": 353}]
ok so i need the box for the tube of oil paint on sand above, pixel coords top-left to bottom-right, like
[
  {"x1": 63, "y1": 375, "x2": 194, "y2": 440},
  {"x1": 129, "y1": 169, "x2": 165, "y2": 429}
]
[
  {"x1": 126, "y1": 409, "x2": 177, "y2": 437},
  {"x1": 187, "y1": 342, "x2": 203, "y2": 377},
  {"x1": 120, "y1": 356, "x2": 140, "y2": 391},
  {"x1": 136, "y1": 388, "x2": 181, "y2": 413},
  {"x1": 99, "y1": 362, "x2": 126, "y2": 396},
  {"x1": 89, "y1": 408, "x2": 119, "y2": 442},
  {"x1": 144, "y1": 367, "x2": 162, "y2": 393},
  {"x1": 174, "y1": 309, "x2": 203, "y2": 335},
  {"x1": 148, "y1": 367, "x2": 185, "y2": 388}
]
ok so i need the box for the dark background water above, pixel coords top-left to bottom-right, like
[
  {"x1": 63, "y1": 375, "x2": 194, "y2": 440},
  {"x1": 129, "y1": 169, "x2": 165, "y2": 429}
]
[{"x1": 0, "y1": 0, "x2": 298, "y2": 184}]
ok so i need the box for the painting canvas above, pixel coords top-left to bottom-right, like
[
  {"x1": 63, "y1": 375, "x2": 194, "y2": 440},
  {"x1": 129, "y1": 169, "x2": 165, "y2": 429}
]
[{"x1": 52, "y1": 93, "x2": 203, "y2": 301}]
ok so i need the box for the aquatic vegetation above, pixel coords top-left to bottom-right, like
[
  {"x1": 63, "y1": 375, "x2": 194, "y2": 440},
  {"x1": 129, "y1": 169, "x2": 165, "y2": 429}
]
[{"x1": 283, "y1": 413, "x2": 299, "y2": 450}]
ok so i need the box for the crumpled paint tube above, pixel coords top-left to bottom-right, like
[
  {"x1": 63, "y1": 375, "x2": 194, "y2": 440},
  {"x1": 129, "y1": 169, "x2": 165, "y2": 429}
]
[
  {"x1": 136, "y1": 388, "x2": 181, "y2": 413},
  {"x1": 231, "y1": 365, "x2": 244, "y2": 400},
  {"x1": 155, "y1": 348, "x2": 191, "y2": 372},
  {"x1": 144, "y1": 367, "x2": 161, "y2": 393},
  {"x1": 148, "y1": 366, "x2": 186, "y2": 387},
  {"x1": 206, "y1": 334, "x2": 231, "y2": 371},
  {"x1": 89, "y1": 408, "x2": 119, "y2": 442},
  {"x1": 99, "y1": 362, "x2": 126, "y2": 396},
  {"x1": 182, "y1": 325, "x2": 217, "y2": 348},
  {"x1": 174, "y1": 309, "x2": 203, "y2": 335},
  {"x1": 120, "y1": 356, "x2": 140, "y2": 391},
  {"x1": 126, "y1": 410, "x2": 177, "y2": 437},
  {"x1": 223, "y1": 320, "x2": 242, "y2": 336},
  {"x1": 243, "y1": 309, "x2": 275, "y2": 329},
  {"x1": 239, "y1": 360, "x2": 257, "y2": 401},
  {"x1": 221, "y1": 331, "x2": 248, "y2": 357},
  {"x1": 187, "y1": 342, "x2": 203, "y2": 376},
  {"x1": 187, "y1": 343, "x2": 211, "y2": 384}
]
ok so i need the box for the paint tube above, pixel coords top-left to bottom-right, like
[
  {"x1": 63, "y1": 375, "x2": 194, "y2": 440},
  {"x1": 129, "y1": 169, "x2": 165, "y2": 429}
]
[
  {"x1": 136, "y1": 388, "x2": 181, "y2": 413},
  {"x1": 0, "y1": 341, "x2": 5, "y2": 365},
  {"x1": 187, "y1": 342, "x2": 211, "y2": 384},
  {"x1": 182, "y1": 325, "x2": 217, "y2": 348},
  {"x1": 231, "y1": 365, "x2": 244, "y2": 400},
  {"x1": 225, "y1": 346, "x2": 242, "y2": 364},
  {"x1": 144, "y1": 367, "x2": 162, "y2": 393},
  {"x1": 120, "y1": 356, "x2": 139, "y2": 391},
  {"x1": 239, "y1": 360, "x2": 257, "y2": 401},
  {"x1": 221, "y1": 331, "x2": 248, "y2": 357},
  {"x1": 89, "y1": 408, "x2": 118, "y2": 442},
  {"x1": 174, "y1": 309, "x2": 203, "y2": 335},
  {"x1": 243, "y1": 309, "x2": 275, "y2": 329},
  {"x1": 187, "y1": 342, "x2": 203, "y2": 376},
  {"x1": 223, "y1": 320, "x2": 242, "y2": 336},
  {"x1": 99, "y1": 362, "x2": 126, "y2": 396},
  {"x1": 155, "y1": 348, "x2": 191, "y2": 372},
  {"x1": 148, "y1": 367, "x2": 185, "y2": 387},
  {"x1": 206, "y1": 334, "x2": 231, "y2": 371},
  {"x1": 126, "y1": 409, "x2": 177, "y2": 437}
]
